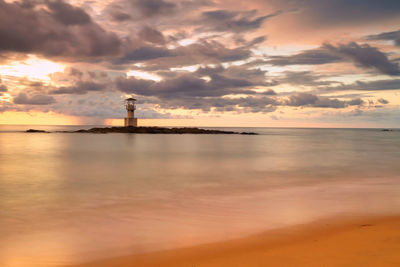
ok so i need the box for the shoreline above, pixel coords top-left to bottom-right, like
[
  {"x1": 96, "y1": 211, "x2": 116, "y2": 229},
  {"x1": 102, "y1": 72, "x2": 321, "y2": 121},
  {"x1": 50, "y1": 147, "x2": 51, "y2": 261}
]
[{"x1": 72, "y1": 214, "x2": 400, "y2": 267}]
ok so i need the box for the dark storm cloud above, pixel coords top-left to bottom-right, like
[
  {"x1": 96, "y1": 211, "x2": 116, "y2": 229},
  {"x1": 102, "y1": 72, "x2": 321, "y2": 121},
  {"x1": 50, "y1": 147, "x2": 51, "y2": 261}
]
[
  {"x1": 109, "y1": 11, "x2": 132, "y2": 21},
  {"x1": 366, "y1": 30, "x2": 400, "y2": 46},
  {"x1": 324, "y1": 42, "x2": 400, "y2": 76},
  {"x1": 106, "y1": 0, "x2": 212, "y2": 22},
  {"x1": 132, "y1": 0, "x2": 177, "y2": 18},
  {"x1": 0, "y1": 0, "x2": 122, "y2": 59},
  {"x1": 278, "y1": 0, "x2": 400, "y2": 26},
  {"x1": 49, "y1": 82, "x2": 107, "y2": 95},
  {"x1": 378, "y1": 98, "x2": 390, "y2": 104},
  {"x1": 116, "y1": 63, "x2": 275, "y2": 99},
  {"x1": 138, "y1": 26, "x2": 166, "y2": 45},
  {"x1": 321, "y1": 79, "x2": 400, "y2": 92},
  {"x1": 46, "y1": 0, "x2": 91, "y2": 25},
  {"x1": 115, "y1": 40, "x2": 252, "y2": 68},
  {"x1": 267, "y1": 49, "x2": 342, "y2": 66},
  {"x1": 13, "y1": 92, "x2": 55, "y2": 105},
  {"x1": 278, "y1": 71, "x2": 337, "y2": 86},
  {"x1": 261, "y1": 89, "x2": 277, "y2": 95},
  {"x1": 200, "y1": 9, "x2": 281, "y2": 33},
  {"x1": 117, "y1": 46, "x2": 173, "y2": 63},
  {"x1": 116, "y1": 73, "x2": 258, "y2": 98},
  {"x1": 285, "y1": 92, "x2": 318, "y2": 106},
  {"x1": 195, "y1": 64, "x2": 273, "y2": 86},
  {"x1": 139, "y1": 95, "x2": 278, "y2": 113},
  {"x1": 114, "y1": 62, "x2": 363, "y2": 113},
  {"x1": 268, "y1": 42, "x2": 400, "y2": 75},
  {"x1": 285, "y1": 93, "x2": 363, "y2": 109}
]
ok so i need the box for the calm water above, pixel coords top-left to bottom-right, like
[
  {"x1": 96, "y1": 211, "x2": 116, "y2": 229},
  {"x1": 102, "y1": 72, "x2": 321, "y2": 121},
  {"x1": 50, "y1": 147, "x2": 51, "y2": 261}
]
[{"x1": 1, "y1": 125, "x2": 400, "y2": 266}]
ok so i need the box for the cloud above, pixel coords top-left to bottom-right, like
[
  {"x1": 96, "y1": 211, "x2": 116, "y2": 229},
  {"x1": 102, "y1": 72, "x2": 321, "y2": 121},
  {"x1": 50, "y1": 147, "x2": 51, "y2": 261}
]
[
  {"x1": 114, "y1": 62, "x2": 280, "y2": 113},
  {"x1": 267, "y1": 42, "x2": 400, "y2": 76},
  {"x1": 366, "y1": 29, "x2": 400, "y2": 46},
  {"x1": 310, "y1": 0, "x2": 400, "y2": 25},
  {"x1": 49, "y1": 81, "x2": 108, "y2": 95},
  {"x1": 46, "y1": 0, "x2": 92, "y2": 26},
  {"x1": 269, "y1": 0, "x2": 400, "y2": 27},
  {"x1": 13, "y1": 93, "x2": 56, "y2": 105},
  {"x1": 143, "y1": 95, "x2": 278, "y2": 113},
  {"x1": 278, "y1": 71, "x2": 337, "y2": 86},
  {"x1": 196, "y1": 64, "x2": 273, "y2": 85},
  {"x1": 0, "y1": 84, "x2": 7, "y2": 92},
  {"x1": 285, "y1": 93, "x2": 318, "y2": 106},
  {"x1": 324, "y1": 42, "x2": 400, "y2": 76},
  {"x1": 138, "y1": 26, "x2": 166, "y2": 45},
  {"x1": 285, "y1": 93, "x2": 363, "y2": 108},
  {"x1": 116, "y1": 73, "x2": 257, "y2": 98},
  {"x1": 106, "y1": 0, "x2": 177, "y2": 21},
  {"x1": 132, "y1": 0, "x2": 176, "y2": 18},
  {"x1": 321, "y1": 79, "x2": 400, "y2": 92},
  {"x1": 0, "y1": 0, "x2": 122, "y2": 59},
  {"x1": 261, "y1": 89, "x2": 277, "y2": 95},
  {"x1": 115, "y1": 40, "x2": 253, "y2": 67},
  {"x1": 378, "y1": 98, "x2": 390, "y2": 104},
  {"x1": 200, "y1": 9, "x2": 281, "y2": 33},
  {"x1": 267, "y1": 49, "x2": 342, "y2": 66}
]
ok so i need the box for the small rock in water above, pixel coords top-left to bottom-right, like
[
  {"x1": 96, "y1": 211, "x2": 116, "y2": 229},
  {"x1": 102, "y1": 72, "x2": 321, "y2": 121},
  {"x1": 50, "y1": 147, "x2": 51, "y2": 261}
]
[
  {"x1": 240, "y1": 132, "x2": 258, "y2": 135},
  {"x1": 26, "y1": 129, "x2": 48, "y2": 133}
]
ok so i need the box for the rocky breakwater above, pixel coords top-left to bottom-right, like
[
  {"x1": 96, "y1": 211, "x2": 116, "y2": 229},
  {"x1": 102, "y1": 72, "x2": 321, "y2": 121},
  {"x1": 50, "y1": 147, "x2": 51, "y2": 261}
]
[{"x1": 27, "y1": 126, "x2": 258, "y2": 135}]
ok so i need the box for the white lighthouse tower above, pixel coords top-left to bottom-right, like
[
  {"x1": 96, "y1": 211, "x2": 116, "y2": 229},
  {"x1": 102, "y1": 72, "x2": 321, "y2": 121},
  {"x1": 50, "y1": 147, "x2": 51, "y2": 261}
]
[{"x1": 124, "y1": 97, "x2": 138, "y2": 127}]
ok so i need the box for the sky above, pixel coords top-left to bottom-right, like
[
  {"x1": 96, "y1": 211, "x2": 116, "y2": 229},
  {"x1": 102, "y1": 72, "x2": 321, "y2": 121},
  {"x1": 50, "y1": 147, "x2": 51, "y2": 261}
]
[{"x1": 0, "y1": 0, "x2": 400, "y2": 127}]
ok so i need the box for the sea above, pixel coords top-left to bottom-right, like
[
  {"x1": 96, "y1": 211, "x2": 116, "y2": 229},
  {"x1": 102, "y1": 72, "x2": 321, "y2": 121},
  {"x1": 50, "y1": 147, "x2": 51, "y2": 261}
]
[{"x1": 0, "y1": 125, "x2": 400, "y2": 266}]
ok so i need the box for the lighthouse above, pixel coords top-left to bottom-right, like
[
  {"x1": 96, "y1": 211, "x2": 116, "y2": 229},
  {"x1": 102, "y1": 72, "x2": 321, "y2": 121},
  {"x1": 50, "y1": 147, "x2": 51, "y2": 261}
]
[{"x1": 124, "y1": 97, "x2": 138, "y2": 127}]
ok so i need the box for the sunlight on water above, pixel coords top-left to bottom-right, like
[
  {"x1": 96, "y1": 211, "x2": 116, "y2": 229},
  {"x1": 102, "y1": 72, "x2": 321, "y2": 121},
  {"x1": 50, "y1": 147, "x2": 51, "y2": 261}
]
[{"x1": 0, "y1": 126, "x2": 400, "y2": 265}]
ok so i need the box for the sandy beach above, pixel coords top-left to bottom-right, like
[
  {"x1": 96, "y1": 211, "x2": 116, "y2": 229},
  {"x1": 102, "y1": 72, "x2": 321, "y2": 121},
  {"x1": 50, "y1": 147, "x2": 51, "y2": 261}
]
[{"x1": 73, "y1": 215, "x2": 400, "y2": 267}]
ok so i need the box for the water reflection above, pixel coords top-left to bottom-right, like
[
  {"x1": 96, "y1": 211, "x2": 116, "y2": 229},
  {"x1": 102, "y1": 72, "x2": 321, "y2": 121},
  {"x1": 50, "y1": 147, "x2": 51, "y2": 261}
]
[{"x1": 0, "y1": 127, "x2": 399, "y2": 265}]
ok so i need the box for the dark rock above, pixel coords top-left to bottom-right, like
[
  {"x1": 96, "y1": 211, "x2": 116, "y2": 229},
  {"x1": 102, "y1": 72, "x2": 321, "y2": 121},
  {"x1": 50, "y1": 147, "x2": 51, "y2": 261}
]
[
  {"x1": 240, "y1": 132, "x2": 258, "y2": 135},
  {"x1": 29, "y1": 126, "x2": 259, "y2": 135},
  {"x1": 26, "y1": 129, "x2": 48, "y2": 133},
  {"x1": 69, "y1": 126, "x2": 258, "y2": 135}
]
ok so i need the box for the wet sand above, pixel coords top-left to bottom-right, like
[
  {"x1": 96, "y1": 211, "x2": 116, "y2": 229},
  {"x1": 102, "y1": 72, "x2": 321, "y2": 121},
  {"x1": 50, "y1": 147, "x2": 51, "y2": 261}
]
[{"x1": 73, "y1": 215, "x2": 400, "y2": 267}]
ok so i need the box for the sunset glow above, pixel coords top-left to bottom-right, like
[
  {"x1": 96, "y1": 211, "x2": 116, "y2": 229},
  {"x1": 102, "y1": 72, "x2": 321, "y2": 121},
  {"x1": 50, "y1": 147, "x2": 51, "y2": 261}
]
[{"x1": 0, "y1": 0, "x2": 399, "y2": 127}]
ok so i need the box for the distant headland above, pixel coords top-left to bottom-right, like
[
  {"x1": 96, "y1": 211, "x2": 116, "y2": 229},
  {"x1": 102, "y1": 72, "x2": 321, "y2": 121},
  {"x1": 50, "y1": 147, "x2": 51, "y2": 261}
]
[{"x1": 26, "y1": 126, "x2": 258, "y2": 135}]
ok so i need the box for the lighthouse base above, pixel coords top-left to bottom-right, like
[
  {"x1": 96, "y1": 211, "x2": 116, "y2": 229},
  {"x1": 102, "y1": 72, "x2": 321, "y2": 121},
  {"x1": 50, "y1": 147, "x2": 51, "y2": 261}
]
[{"x1": 124, "y1": 118, "x2": 138, "y2": 127}]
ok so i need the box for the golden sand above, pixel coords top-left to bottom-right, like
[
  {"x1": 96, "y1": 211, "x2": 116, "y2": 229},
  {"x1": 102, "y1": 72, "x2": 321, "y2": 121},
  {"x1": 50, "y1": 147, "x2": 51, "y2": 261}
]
[{"x1": 74, "y1": 215, "x2": 400, "y2": 267}]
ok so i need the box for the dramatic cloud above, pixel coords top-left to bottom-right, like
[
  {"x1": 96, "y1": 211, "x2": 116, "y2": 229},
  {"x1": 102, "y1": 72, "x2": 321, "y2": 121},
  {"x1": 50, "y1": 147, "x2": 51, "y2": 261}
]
[
  {"x1": 47, "y1": 0, "x2": 92, "y2": 26},
  {"x1": 269, "y1": 0, "x2": 400, "y2": 26},
  {"x1": 106, "y1": 0, "x2": 207, "y2": 22},
  {"x1": 278, "y1": 71, "x2": 336, "y2": 86},
  {"x1": 133, "y1": 0, "x2": 177, "y2": 18},
  {"x1": 285, "y1": 93, "x2": 363, "y2": 109},
  {"x1": 324, "y1": 42, "x2": 400, "y2": 76},
  {"x1": 321, "y1": 79, "x2": 400, "y2": 92},
  {"x1": 115, "y1": 40, "x2": 253, "y2": 67},
  {"x1": 0, "y1": 0, "x2": 122, "y2": 59},
  {"x1": 138, "y1": 26, "x2": 166, "y2": 45},
  {"x1": 13, "y1": 93, "x2": 56, "y2": 105},
  {"x1": 0, "y1": 0, "x2": 399, "y2": 125},
  {"x1": 366, "y1": 29, "x2": 400, "y2": 46},
  {"x1": 378, "y1": 98, "x2": 390, "y2": 104},
  {"x1": 49, "y1": 82, "x2": 108, "y2": 95},
  {"x1": 200, "y1": 9, "x2": 281, "y2": 33},
  {"x1": 267, "y1": 49, "x2": 342, "y2": 66},
  {"x1": 116, "y1": 73, "x2": 258, "y2": 98}
]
